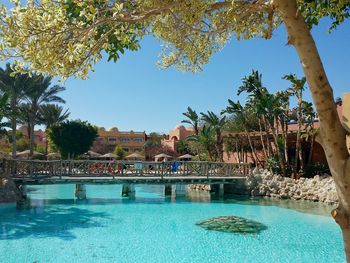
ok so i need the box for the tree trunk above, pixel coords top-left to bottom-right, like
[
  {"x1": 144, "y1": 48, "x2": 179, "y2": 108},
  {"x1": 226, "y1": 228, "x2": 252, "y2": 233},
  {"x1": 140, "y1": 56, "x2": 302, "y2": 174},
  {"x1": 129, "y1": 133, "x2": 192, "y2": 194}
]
[
  {"x1": 258, "y1": 119, "x2": 268, "y2": 161},
  {"x1": 11, "y1": 116, "x2": 17, "y2": 159},
  {"x1": 308, "y1": 135, "x2": 315, "y2": 165},
  {"x1": 281, "y1": 117, "x2": 289, "y2": 167},
  {"x1": 245, "y1": 130, "x2": 262, "y2": 167},
  {"x1": 29, "y1": 117, "x2": 35, "y2": 158},
  {"x1": 270, "y1": 123, "x2": 287, "y2": 177},
  {"x1": 294, "y1": 95, "x2": 304, "y2": 176},
  {"x1": 235, "y1": 139, "x2": 241, "y2": 163},
  {"x1": 45, "y1": 138, "x2": 49, "y2": 160},
  {"x1": 262, "y1": 116, "x2": 272, "y2": 156},
  {"x1": 274, "y1": 0, "x2": 350, "y2": 260}
]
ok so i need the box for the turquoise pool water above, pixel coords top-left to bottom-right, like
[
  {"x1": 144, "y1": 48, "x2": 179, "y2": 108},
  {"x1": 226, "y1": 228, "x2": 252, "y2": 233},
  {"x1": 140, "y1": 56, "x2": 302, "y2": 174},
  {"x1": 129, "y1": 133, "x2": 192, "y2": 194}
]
[{"x1": 0, "y1": 184, "x2": 345, "y2": 263}]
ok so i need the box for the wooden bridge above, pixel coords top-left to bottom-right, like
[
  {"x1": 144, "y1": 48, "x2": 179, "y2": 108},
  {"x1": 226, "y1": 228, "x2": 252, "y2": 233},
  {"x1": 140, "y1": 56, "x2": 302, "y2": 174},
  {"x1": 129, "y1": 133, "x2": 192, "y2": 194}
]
[
  {"x1": 1, "y1": 159, "x2": 250, "y2": 200},
  {"x1": 2, "y1": 159, "x2": 250, "y2": 184}
]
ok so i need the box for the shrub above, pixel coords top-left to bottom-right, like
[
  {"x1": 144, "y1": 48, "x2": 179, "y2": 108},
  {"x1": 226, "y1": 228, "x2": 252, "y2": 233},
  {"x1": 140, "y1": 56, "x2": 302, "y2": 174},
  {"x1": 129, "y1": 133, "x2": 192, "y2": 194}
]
[{"x1": 303, "y1": 162, "x2": 330, "y2": 178}]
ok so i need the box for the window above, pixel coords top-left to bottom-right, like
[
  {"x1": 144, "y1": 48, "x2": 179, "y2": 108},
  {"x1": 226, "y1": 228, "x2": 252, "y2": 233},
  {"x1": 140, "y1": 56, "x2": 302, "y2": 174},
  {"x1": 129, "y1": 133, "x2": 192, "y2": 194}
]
[
  {"x1": 133, "y1": 138, "x2": 144, "y2": 143},
  {"x1": 120, "y1": 138, "x2": 130, "y2": 143},
  {"x1": 108, "y1": 137, "x2": 117, "y2": 143},
  {"x1": 123, "y1": 148, "x2": 129, "y2": 152}
]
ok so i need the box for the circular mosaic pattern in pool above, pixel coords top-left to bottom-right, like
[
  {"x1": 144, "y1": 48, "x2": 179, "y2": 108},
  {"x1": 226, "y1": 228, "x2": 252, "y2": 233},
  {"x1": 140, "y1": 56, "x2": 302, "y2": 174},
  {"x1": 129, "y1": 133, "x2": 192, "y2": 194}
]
[{"x1": 196, "y1": 216, "x2": 268, "y2": 234}]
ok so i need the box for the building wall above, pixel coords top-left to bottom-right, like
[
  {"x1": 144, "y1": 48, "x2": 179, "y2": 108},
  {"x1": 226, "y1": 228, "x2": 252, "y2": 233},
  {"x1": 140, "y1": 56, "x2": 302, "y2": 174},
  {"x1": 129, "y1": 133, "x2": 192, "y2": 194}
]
[
  {"x1": 95, "y1": 127, "x2": 146, "y2": 154},
  {"x1": 161, "y1": 125, "x2": 194, "y2": 151},
  {"x1": 222, "y1": 99, "x2": 348, "y2": 165},
  {"x1": 18, "y1": 126, "x2": 46, "y2": 147}
]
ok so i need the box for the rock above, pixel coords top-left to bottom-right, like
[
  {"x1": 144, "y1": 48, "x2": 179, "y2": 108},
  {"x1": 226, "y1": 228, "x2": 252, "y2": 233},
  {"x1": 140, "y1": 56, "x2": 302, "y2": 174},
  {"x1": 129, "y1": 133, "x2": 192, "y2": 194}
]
[
  {"x1": 245, "y1": 169, "x2": 338, "y2": 204},
  {"x1": 0, "y1": 175, "x2": 21, "y2": 203}
]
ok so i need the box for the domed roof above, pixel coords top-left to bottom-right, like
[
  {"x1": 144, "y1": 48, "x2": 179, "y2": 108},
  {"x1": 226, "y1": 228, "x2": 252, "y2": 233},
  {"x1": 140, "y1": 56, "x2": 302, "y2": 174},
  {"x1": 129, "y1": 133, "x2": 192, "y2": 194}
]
[
  {"x1": 175, "y1": 125, "x2": 185, "y2": 130},
  {"x1": 109, "y1": 127, "x2": 119, "y2": 132}
]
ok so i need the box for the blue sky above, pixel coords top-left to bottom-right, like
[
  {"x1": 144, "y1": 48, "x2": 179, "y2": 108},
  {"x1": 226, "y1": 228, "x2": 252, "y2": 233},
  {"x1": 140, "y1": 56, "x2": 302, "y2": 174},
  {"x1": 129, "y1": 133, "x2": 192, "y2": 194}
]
[
  {"x1": 61, "y1": 18, "x2": 349, "y2": 134},
  {"x1": 1, "y1": 1, "x2": 350, "y2": 134}
]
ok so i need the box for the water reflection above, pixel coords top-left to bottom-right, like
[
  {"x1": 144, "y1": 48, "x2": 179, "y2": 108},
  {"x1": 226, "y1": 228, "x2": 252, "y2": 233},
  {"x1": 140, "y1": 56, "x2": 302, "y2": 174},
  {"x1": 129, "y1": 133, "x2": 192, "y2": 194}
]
[{"x1": 19, "y1": 184, "x2": 336, "y2": 217}]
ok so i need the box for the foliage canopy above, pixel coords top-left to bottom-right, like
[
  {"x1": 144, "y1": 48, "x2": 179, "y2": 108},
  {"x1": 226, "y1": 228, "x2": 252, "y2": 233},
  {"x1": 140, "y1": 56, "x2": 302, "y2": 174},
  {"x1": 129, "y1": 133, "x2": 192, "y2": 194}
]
[
  {"x1": 48, "y1": 120, "x2": 98, "y2": 158},
  {"x1": 0, "y1": 1, "x2": 348, "y2": 79}
]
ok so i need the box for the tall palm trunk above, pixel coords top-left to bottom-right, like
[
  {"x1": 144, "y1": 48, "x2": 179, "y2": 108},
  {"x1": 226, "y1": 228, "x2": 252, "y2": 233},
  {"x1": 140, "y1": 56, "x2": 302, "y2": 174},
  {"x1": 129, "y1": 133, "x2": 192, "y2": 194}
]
[
  {"x1": 269, "y1": 122, "x2": 287, "y2": 177},
  {"x1": 274, "y1": 0, "x2": 350, "y2": 260},
  {"x1": 245, "y1": 129, "x2": 262, "y2": 167},
  {"x1": 258, "y1": 119, "x2": 268, "y2": 162},
  {"x1": 29, "y1": 114, "x2": 35, "y2": 158},
  {"x1": 294, "y1": 96, "x2": 303, "y2": 176},
  {"x1": 216, "y1": 132, "x2": 223, "y2": 162},
  {"x1": 45, "y1": 138, "x2": 49, "y2": 160},
  {"x1": 283, "y1": 106, "x2": 289, "y2": 166},
  {"x1": 262, "y1": 116, "x2": 272, "y2": 156},
  {"x1": 11, "y1": 116, "x2": 16, "y2": 158}
]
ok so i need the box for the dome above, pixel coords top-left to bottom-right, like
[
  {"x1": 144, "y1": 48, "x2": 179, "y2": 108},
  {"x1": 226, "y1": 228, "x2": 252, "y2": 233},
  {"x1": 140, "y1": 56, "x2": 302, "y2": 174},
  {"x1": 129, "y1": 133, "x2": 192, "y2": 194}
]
[{"x1": 175, "y1": 125, "x2": 185, "y2": 130}]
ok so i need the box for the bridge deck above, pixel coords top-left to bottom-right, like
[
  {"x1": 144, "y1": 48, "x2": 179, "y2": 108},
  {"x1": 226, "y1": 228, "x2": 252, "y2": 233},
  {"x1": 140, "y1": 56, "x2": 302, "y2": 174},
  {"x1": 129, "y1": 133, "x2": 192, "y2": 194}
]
[
  {"x1": 12, "y1": 175, "x2": 246, "y2": 185},
  {"x1": 2, "y1": 159, "x2": 250, "y2": 185}
]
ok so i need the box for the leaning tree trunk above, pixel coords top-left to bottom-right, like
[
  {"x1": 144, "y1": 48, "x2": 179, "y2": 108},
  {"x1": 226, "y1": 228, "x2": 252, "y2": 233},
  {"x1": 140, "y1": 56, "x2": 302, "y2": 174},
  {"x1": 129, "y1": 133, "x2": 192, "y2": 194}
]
[{"x1": 274, "y1": 0, "x2": 350, "y2": 260}]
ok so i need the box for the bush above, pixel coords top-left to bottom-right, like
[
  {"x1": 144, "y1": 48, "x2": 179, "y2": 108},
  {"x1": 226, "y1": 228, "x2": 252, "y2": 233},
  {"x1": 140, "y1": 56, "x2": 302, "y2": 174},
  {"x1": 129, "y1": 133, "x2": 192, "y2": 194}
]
[
  {"x1": 304, "y1": 162, "x2": 330, "y2": 178},
  {"x1": 266, "y1": 156, "x2": 281, "y2": 175}
]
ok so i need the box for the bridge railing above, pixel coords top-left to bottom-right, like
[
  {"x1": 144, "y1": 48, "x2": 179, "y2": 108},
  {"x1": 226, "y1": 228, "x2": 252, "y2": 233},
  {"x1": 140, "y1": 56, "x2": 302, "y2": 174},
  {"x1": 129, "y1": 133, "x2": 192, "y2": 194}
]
[{"x1": 2, "y1": 159, "x2": 251, "y2": 179}]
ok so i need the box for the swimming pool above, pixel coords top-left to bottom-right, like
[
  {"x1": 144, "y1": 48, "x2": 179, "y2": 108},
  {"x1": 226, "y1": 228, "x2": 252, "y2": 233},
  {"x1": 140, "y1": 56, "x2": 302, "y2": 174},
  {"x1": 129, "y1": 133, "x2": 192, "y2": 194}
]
[{"x1": 0, "y1": 184, "x2": 345, "y2": 262}]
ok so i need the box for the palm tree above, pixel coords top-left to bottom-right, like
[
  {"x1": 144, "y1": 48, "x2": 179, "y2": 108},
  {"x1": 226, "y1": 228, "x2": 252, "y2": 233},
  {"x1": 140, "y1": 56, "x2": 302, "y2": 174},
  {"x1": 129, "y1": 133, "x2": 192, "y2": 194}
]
[
  {"x1": 23, "y1": 75, "x2": 66, "y2": 157},
  {"x1": 38, "y1": 104, "x2": 70, "y2": 157},
  {"x1": 301, "y1": 101, "x2": 317, "y2": 165},
  {"x1": 182, "y1": 107, "x2": 199, "y2": 135},
  {"x1": 238, "y1": 70, "x2": 288, "y2": 176},
  {"x1": 238, "y1": 70, "x2": 272, "y2": 157},
  {"x1": 223, "y1": 100, "x2": 262, "y2": 166},
  {"x1": 0, "y1": 92, "x2": 10, "y2": 137},
  {"x1": 200, "y1": 111, "x2": 226, "y2": 162},
  {"x1": 283, "y1": 74, "x2": 306, "y2": 176},
  {"x1": 0, "y1": 63, "x2": 27, "y2": 158},
  {"x1": 187, "y1": 125, "x2": 216, "y2": 161}
]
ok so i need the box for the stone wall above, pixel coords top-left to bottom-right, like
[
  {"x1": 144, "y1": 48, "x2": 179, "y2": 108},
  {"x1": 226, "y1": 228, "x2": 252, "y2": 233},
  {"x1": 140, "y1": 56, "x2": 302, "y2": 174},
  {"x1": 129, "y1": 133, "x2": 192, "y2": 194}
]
[{"x1": 246, "y1": 169, "x2": 338, "y2": 204}]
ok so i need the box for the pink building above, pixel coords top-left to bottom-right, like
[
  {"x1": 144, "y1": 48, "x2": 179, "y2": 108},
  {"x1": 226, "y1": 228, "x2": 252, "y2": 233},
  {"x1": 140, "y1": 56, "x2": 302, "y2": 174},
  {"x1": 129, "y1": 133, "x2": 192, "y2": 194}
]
[
  {"x1": 162, "y1": 125, "x2": 194, "y2": 151},
  {"x1": 18, "y1": 126, "x2": 47, "y2": 147}
]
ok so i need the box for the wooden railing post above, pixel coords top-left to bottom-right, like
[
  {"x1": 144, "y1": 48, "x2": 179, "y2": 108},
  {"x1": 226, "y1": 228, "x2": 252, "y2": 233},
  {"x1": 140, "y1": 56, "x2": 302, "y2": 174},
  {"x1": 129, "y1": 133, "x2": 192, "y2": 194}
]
[{"x1": 161, "y1": 162, "x2": 164, "y2": 179}]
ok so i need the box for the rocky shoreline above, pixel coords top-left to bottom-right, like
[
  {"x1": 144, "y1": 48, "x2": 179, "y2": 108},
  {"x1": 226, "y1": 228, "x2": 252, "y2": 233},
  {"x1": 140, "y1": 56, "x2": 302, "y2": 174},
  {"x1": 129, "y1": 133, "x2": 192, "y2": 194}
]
[
  {"x1": 187, "y1": 169, "x2": 338, "y2": 204},
  {"x1": 246, "y1": 169, "x2": 338, "y2": 204}
]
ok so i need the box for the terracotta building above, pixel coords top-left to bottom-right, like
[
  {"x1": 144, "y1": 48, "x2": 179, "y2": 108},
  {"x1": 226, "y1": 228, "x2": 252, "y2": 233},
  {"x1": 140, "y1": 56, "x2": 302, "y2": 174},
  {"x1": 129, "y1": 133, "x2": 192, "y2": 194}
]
[
  {"x1": 93, "y1": 127, "x2": 146, "y2": 154},
  {"x1": 223, "y1": 93, "x2": 349, "y2": 165},
  {"x1": 161, "y1": 125, "x2": 195, "y2": 151},
  {"x1": 17, "y1": 126, "x2": 47, "y2": 147}
]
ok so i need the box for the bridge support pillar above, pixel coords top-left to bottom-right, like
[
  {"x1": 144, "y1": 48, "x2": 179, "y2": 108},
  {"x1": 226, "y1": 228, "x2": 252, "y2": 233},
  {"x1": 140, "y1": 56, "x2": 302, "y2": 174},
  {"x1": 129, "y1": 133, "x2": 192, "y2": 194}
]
[
  {"x1": 174, "y1": 184, "x2": 186, "y2": 196},
  {"x1": 164, "y1": 184, "x2": 172, "y2": 196},
  {"x1": 16, "y1": 184, "x2": 30, "y2": 209},
  {"x1": 75, "y1": 184, "x2": 86, "y2": 200},
  {"x1": 210, "y1": 184, "x2": 225, "y2": 197},
  {"x1": 122, "y1": 184, "x2": 135, "y2": 198}
]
